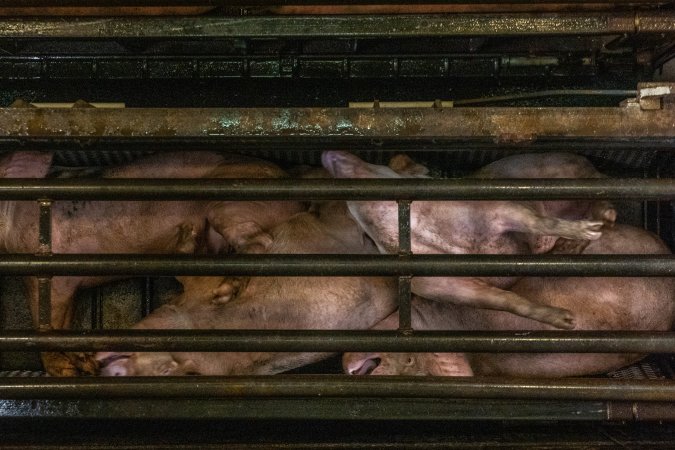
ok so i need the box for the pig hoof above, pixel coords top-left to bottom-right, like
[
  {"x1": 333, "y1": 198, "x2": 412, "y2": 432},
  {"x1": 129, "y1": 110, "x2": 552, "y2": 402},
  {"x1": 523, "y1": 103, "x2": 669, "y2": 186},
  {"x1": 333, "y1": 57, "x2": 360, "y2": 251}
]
[
  {"x1": 545, "y1": 308, "x2": 576, "y2": 330},
  {"x1": 578, "y1": 220, "x2": 604, "y2": 240}
]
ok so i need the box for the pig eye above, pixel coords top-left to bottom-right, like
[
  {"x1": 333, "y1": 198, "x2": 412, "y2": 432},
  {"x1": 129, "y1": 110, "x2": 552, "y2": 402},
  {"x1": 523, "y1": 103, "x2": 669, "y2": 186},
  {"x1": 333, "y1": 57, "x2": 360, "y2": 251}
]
[{"x1": 405, "y1": 356, "x2": 415, "y2": 366}]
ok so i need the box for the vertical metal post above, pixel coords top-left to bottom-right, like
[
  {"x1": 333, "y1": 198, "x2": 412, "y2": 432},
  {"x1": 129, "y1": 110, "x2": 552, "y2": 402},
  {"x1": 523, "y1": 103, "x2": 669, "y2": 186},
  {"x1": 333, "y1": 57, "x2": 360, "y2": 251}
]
[
  {"x1": 37, "y1": 200, "x2": 52, "y2": 331},
  {"x1": 397, "y1": 200, "x2": 412, "y2": 333},
  {"x1": 141, "y1": 277, "x2": 154, "y2": 318},
  {"x1": 91, "y1": 288, "x2": 104, "y2": 330}
]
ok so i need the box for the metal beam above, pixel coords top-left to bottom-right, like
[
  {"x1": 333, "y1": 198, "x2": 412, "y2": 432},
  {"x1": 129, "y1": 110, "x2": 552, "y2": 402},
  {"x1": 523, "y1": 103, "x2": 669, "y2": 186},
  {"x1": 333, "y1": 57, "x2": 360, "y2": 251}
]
[
  {"x1": 0, "y1": 254, "x2": 672, "y2": 277},
  {"x1": 1, "y1": 14, "x2": 670, "y2": 38},
  {"x1": 0, "y1": 329, "x2": 673, "y2": 353},
  {"x1": 1, "y1": 107, "x2": 674, "y2": 145},
  {"x1": 0, "y1": 376, "x2": 673, "y2": 401}
]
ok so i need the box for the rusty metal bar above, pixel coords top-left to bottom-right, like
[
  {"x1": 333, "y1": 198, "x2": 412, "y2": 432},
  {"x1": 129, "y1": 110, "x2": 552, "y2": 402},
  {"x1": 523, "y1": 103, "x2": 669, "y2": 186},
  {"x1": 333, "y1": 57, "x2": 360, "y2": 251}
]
[
  {"x1": 0, "y1": 329, "x2": 673, "y2": 353},
  {"x1": 0, "y1": 376, "x2": 673, "y2": 402},
  {"x1": 397, "y1": 199, "x2": 412, "y2": 332},
  {"x1": 0, "y1": 107, "x2": 675, "y2": 143},
  {"x1": 0, "y1": 13, "x2": 672, "y2": 38},
  {"x1": 0, "y1": 178, "x2": 673, "y2": 201},
  {"x1": 0, "y1": 254, "x2": 672, "y2": 277}
]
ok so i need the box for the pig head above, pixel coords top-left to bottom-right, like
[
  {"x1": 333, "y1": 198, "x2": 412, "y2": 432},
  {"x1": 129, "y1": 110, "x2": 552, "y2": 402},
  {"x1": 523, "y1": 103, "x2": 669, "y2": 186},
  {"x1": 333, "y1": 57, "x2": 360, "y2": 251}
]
[
  {"x1": 322, "y1": 150, "x2": 610, "y2": 330},
  {"x1": 0, "y1": 151, "x2": 305, "y2": 376},
  {"x1": 97, "y1": 200, "x2": 398, "y2": 376},
  {"x1": 344, "y1": 224, "x2": 675, "y2": 377}
]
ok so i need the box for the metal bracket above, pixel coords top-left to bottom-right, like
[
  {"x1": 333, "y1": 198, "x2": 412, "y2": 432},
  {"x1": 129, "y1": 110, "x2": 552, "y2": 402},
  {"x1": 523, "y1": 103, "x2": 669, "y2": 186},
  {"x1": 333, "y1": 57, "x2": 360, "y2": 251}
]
[{"x1": 637, "y1": 82, "x2": 675, "y2": 110}]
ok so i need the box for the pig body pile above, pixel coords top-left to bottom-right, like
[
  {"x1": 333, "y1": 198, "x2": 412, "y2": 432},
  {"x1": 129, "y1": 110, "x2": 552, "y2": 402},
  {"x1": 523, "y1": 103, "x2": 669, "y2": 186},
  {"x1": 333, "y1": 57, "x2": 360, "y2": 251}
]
[
  {"x1": 0, "y1": 151, "x2": 304, "y2": 375},
  {"x1": 96, "y1": 200, "x2": 397, "y2": 376},
  {"x1": 322, "y1": 150, "x2": 612, "y2": 329},
  {"x1": 343, "y1": 224, "x2": 675, "y2": 377}
]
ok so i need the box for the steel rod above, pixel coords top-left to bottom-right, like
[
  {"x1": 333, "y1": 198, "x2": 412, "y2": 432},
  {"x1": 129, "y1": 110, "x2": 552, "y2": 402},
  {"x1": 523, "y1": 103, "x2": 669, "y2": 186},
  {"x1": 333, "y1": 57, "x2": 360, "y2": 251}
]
[
  {"x1": 0, "y1": 13, "x2": 672, "y2": 38},
  {"x1": 0, "y1": 376, "x2": 673, "y2": 402},
  {"x1": 0, "y1": 254, "x2": 671, "y2": 277},
  {"x1": 0, "y1": 0, "x2": 665, "y2": 5},
  {"x1": 0, "y1": 178, "x2": 673, "y2": 201},
  {"x1": 1, "y1": 107, "x2": 675, "y2": 143},
  {"x1": 0, "y1": 330, "x2": 673, "y2": 353},
  {"x1": 36, "y1": 200, "x2": 52, "y2": 330},
  {"x1": 397, "y1": 200, "x2": 412, "y2": 331}
]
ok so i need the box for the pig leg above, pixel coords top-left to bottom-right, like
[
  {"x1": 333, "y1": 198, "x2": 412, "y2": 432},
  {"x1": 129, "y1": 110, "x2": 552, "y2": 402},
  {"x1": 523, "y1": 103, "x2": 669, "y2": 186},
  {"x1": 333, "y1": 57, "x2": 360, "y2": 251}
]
[
  {"x1": 412, "y1": 277, "x2": 576, "y2": 329},
  {"x1": 501, "y1": 203, "x2": 603, "y2": 241},
  {"x1": 25, "y1": 277, "x2": 99, "y2": 376}
]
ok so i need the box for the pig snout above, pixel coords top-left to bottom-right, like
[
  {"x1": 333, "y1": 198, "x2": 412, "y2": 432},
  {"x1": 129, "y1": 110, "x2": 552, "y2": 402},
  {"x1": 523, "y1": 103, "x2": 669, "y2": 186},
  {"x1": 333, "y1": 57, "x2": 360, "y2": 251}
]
[
  {"x1": 343, "y1": 352, "x2": 475, "y2": 376},
  {"x1": 96, "y1": 352, "x2": 132, "y2": 376},
  {"x1": 343, "y1": 352, "x2": 384, "y2": 375},
  {"x1": 97, "y1": 351, "x2": 199, "y2": 376}
]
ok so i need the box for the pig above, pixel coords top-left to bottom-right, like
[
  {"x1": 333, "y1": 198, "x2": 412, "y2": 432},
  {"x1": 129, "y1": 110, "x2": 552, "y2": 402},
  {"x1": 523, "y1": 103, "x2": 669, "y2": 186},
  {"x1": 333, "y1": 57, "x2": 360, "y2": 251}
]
[
  {"x1": 0, "y1": 151, "x2": 305, "y2": 376},
  {"x1": 322, "y1": 150, "x2": 611, "y2": 329},
  {"x1": 96, "y1": 199, "x2": 398, "y2": 376},
  {"x1": 343, "y1": 224, "x2": 675, "y2": 377}
]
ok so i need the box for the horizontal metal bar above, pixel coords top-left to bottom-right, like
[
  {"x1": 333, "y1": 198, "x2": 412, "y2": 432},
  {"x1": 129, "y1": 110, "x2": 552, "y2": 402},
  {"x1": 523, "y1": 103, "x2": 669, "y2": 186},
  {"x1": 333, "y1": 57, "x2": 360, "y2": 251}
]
[
  {"x1": 1, "y1": 376, "x2": 673, "y2": 401},
  {"x1": 1, "y1": 107, "x2": 675, "y2": 143},
  {"x1": 0, "y1": 0, "x2": 667, "y2": 6},
  {"x1": 0, "y1": 178, "x2": 673, "y2": 201},
  {"x1": 0, "y1": 397, "x2": 610, "y2": 421},
  {"x1": 1, "y1": 330, "x2": 673, "y2": 353},
  {"x1": 0, "y1": 13, "x2": 673, "y2": 38},
  {"x1": 0, "y1": 254, "x2": 672, "y2": 277}
]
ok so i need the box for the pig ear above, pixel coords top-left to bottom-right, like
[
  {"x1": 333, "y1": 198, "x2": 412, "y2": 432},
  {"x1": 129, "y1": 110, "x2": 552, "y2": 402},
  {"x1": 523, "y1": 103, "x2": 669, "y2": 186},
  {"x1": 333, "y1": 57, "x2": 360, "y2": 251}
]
[
  {"x1": 158, "y1": 359, "x2": 180, "y2": 376},
  {"x1": 0, "y1": 152, "x2": 53, "y2": 178},
  {"x1": 427, "y1": 353, "x2": 474, "y2": 377},
  {"x1": 179, "y1": 359, "x2": 201, "y2": 375},
  {"x1": 388, "y1": 154, "x2": 429, "y2": 177}
]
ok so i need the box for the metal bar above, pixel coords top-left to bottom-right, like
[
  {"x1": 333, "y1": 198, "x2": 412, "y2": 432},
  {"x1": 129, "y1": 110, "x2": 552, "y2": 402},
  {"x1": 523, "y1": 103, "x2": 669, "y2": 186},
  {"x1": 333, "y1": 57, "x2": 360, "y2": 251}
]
[
  {"x1": 0, "y1": 0, "x2": 667, "y2": 5},
  {"x1": 397, "y1": 200, "x2": 412, "y2": 332},
  {"x1": 0, "y1": 376, "x2": 673, "y2": 401},
  {"x1": 0, "y1": 330, "x2": 673, "y2": 353},
  {"x1": 0, "y1": 13, "x2": 672, "y2": 38},
  {"x1": 36, "y1": 277, "x2": 51, "y2": 331},
  {"x1": 36, "y1": 200, "x2": 52, "y2": 330},
  {"x1": 0, "y1": 178, "x2": 673, "y2": 201},
  {"x1": 0, "y1": 254, "x2": 672, "y2": 277},
  {"x1": 0, "y1": 397, "x2": 609, "y2": 421},
  {"x1": 1, "y1": 107, "x2": 675, "y2": 142}
]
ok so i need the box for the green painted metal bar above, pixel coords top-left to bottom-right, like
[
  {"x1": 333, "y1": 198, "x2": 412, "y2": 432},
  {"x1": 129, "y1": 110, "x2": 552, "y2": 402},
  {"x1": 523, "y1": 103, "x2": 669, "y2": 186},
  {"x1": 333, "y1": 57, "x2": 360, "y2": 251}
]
[
  {"x1": 0, "y1": 178, "x2": 672, "y2": 201},
  {"x1": 0, "y1": 253, "x2": 672, "y2": 277},
  {"x1": 0, "y1": 397, "x2": 610, "y2": 421},
  {"x1": 0, "y1": 329, "x2": 673, "y2": 353},
  {"x1": 0, "y1": 376, "x2": 673, "y2": 401}
]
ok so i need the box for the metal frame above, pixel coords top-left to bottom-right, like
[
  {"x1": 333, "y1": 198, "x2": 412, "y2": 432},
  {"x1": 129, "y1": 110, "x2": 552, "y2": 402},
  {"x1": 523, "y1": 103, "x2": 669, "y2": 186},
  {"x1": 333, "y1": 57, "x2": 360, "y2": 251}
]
[{"x1": 0, "y1": 102, "x2": 674, "y2": 421}]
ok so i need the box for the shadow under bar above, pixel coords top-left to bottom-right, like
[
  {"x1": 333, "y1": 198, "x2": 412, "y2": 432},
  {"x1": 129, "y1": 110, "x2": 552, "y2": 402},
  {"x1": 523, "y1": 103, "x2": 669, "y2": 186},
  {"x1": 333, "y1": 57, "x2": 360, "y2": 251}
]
[
  {"x1": 0, "y1": 376, "x2": 673, "y2": 402},
  {"x1": 0, "y1": 330, "x2": 673, "y2": 353}
]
